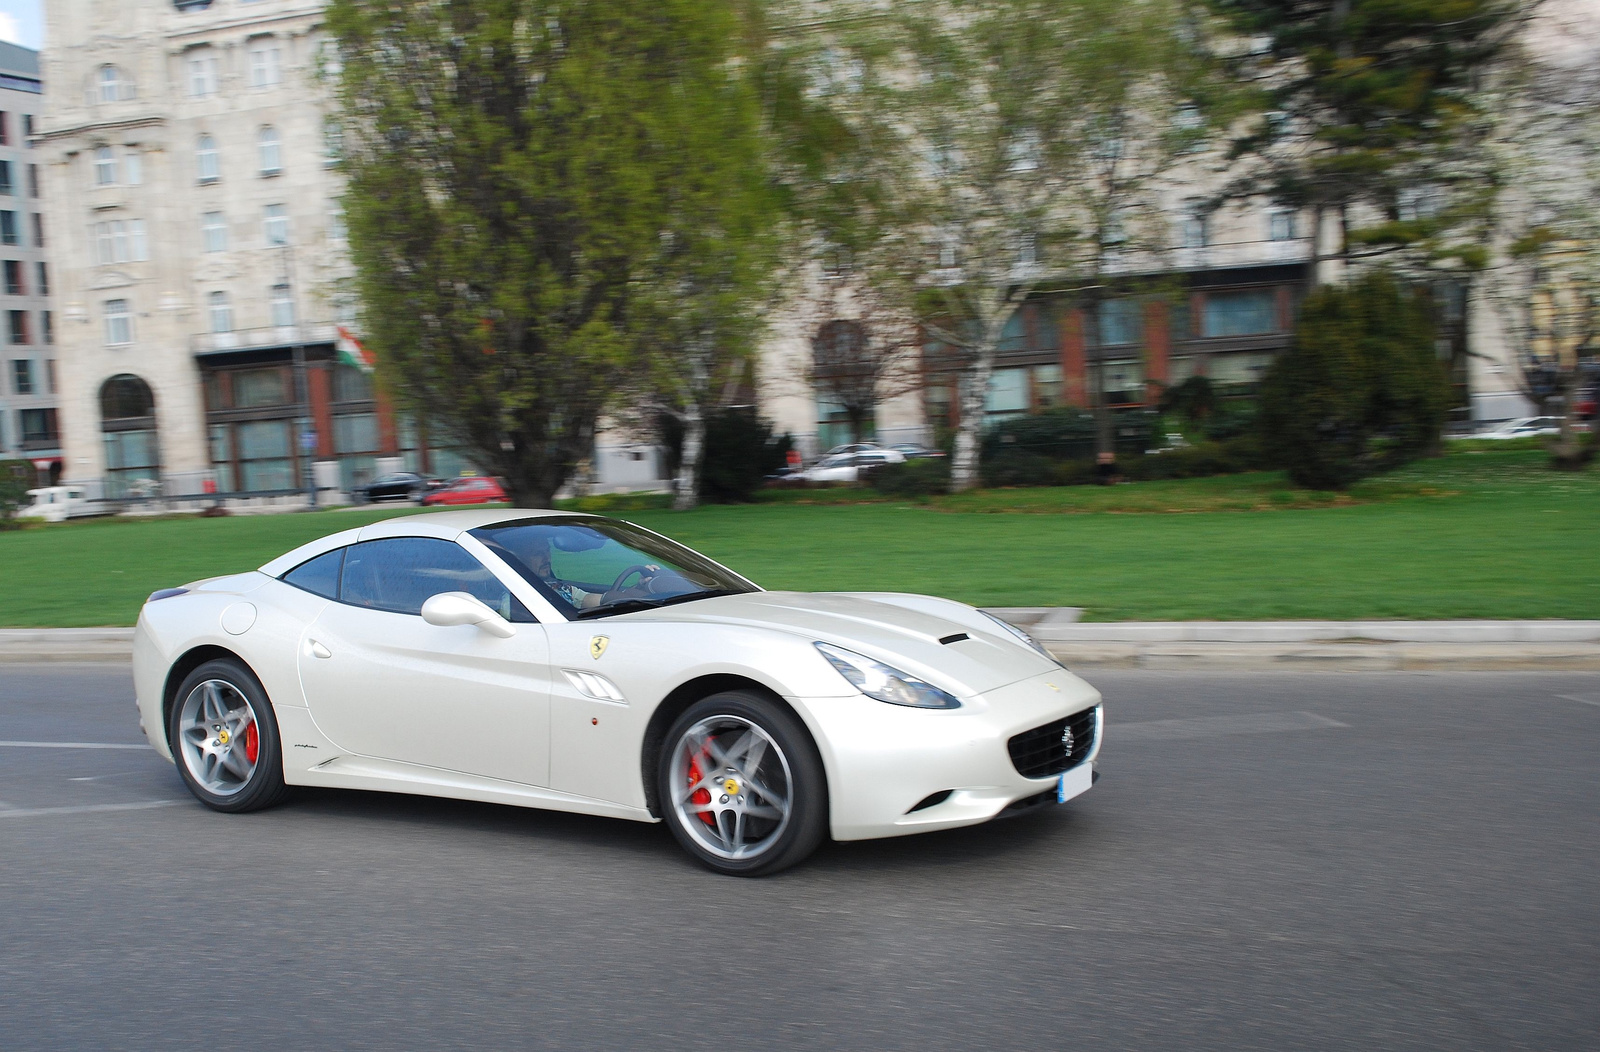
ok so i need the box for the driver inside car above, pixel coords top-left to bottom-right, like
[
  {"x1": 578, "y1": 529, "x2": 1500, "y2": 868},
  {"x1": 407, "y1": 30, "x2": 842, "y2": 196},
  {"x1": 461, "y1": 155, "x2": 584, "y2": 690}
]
[{"x1": 524, "y1": 535, "x2": 603, "y2": 609}]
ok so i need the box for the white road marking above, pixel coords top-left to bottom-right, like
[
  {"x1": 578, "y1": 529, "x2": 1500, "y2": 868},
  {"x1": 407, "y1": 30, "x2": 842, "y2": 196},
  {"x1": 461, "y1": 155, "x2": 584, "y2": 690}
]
[
  {"x1": 1111, "y1": 711, "x2": 1349, "y2": 742},
  {"x1": 0, "y1": 740, "x2": 151, "y2": 750},
  {"x1": 1555, "y1": 694, "x2": 1600, "y2": 708},
  {"x1": 0, "y1": 799, "x2": 182, "y2": 819}
]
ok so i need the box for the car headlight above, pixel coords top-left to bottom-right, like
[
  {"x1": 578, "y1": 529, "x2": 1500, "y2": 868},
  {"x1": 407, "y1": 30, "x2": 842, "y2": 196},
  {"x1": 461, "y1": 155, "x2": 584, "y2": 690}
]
[
  {"x1": 814, "y1": 642, "x2": 960, "y2": 709},
  {"x1": 980, "y1": 611, "x2": 1059, "y2": 664}
]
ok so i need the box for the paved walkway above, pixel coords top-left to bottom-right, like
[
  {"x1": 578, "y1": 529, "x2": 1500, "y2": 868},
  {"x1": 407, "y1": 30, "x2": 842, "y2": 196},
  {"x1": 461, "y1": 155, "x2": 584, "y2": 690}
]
[{"x1": 5, "y1": 616, "x2": 1600, "y2": 670}]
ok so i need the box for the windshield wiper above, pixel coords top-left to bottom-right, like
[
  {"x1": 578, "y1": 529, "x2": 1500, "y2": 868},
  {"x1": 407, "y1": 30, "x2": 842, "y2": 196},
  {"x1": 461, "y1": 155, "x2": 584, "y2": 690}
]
[{"x1": 572, "y1": 588, "x2": 746, "y2": 620}]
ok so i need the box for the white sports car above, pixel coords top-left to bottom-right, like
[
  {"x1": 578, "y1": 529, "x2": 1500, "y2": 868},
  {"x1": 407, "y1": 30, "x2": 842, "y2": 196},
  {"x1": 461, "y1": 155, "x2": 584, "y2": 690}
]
[{"x1": 133, "y1": 509, "x2": 1102, "y2": 875}]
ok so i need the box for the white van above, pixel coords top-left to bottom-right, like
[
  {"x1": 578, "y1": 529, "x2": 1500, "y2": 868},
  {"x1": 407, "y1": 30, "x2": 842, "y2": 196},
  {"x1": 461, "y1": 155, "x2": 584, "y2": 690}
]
[{"x1": 18, "y1": 486, "x2": 98, "y2": 522}]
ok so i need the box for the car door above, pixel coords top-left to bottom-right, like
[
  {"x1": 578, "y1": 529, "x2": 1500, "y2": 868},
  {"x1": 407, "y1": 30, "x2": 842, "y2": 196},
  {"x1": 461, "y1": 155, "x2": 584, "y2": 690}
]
[{"x1": 297, "y1": 536, "x2": 555, "y2": 786}]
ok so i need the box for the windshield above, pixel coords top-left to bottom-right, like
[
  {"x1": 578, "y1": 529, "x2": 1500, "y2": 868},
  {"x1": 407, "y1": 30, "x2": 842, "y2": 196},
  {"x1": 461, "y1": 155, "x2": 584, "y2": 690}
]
[{"x1": 469, "y1": 516, "x2": 756, "y2": 619}]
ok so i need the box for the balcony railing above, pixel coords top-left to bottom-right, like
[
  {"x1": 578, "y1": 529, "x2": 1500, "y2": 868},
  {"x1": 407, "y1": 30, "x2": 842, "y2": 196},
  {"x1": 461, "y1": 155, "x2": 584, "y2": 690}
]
[{"x1": 191, "y1": 323, "x2": 342, "y2": 355}]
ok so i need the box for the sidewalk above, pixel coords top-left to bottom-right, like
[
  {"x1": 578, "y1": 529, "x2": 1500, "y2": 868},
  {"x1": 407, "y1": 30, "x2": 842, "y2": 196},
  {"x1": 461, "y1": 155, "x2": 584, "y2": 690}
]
[{"x1": 5, "y1": 617, "x2": 1600, "y2": 670}]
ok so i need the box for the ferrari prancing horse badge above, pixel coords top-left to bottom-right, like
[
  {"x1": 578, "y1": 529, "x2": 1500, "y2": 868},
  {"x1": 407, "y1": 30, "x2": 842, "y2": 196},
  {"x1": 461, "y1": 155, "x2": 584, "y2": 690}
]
[{"x1": 589, "y1": 635, "x2": 609, "y2": 660}]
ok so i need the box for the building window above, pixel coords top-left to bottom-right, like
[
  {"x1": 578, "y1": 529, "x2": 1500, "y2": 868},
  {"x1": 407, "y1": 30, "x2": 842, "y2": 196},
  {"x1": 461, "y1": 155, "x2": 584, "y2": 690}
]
[
  {"x1": 94, "y1": 145, "x2": 117, "y2": 186},
  {"x1": 258, "y1": 126, "x2": 281, "y2": 176},
  {"x1": 100, "y1": 375, "x2": 159, "y2": 498},
  {"x1": 1097, "y1": 298, "x2": 1142, "y2": 347},
  {"x1": 20, "y1": 407, "x2": 57, "y2": 447},
  {"x1": 1268, "y1": 208, "x2": 1297, "y2": 241},
  {"x1": 248, "y1": 39, "x2": 282, "y2": 88},
  {"x1": 1181, "y1": 209, "x2": 1208, "y2": 249},
  {"x1": 104, "y1": 299, "x2": 132, "y2": 346},
  {"x1": 46, "y1": 358, "x2": 55, "y2": 392},
  {"x1": 263, "y1": 204, "x2": 288, "y2": 245},
  {"x1": 31, "y1": 214, "x2": 42, "y2": 248},
  {"x1": 8, "y1": 310, "x2": 26, "y2": 344},
  {"x1": 188, "y1": 51, "x2": 219, "y2": 97},
  {"x1": 0, "y1": 211, "x2": 16, "y2": 246},
  {"x1": 123, "y1": 149, "x2": 142, "y2": 186},
  {"x1": 27, "y1": 163, "x2": 38, "y2": 197},
  {"x1": 270, "y1": 284, "x2": 295, "y2": 327},
  {"x1": 4, "y1": 260, "x2": 20, "y2": 295},
  {"x1": 327, "y1": 199, "x2": 346, "y2": 242},
  {"x1": 323, "y1": 117, "x2": 343, "y2": 167},
  {"x1": 201, "y1": 211, "x2": 227, "y2": 252},
  {"x1": 35, "y1": 261, "x2": 47, "y2": 295},
  {"x1": 196, "y1": 134, "x2": 220, "y2": 182},
  {"x1": 984, "y1": 367, "x2": 1029, "y2": 419},
  {"x1": 1200, "y1": 288, "x2": 1278, "y2": 338},
  {"x1": 0, "y1": 160, "x2": 11, "y2": 196},
  {"x1": 0, "y1": 111, "x2": 7, "y2": 145},
  {"x1": 208, "y1": 291, "x2": 232, "y2": 333},
  {"x1": 41, "y1": 311, "x2": 51, "y2": 345},
  {"x1": 21, "y1": 114, "x2": 32, "y2": 141},
  {"x1": 97, "y1": 64, "x2": 134, "y2": 103},
  {"x1": 1031, "y1": 363, "x2": 1064, "y2": 408},
  {"x1": 11, "y1": 358, "x2": 30, "y2": 393},
  {"x1": 92, "y1": 220, "x2": 149, "y2": 264}
]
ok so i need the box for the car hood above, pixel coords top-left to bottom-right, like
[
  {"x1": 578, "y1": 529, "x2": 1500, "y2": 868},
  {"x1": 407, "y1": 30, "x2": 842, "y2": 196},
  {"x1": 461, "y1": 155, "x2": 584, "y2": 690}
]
[{"x1": 617, "y1": 590, "x2": 1057, "y2": 698}]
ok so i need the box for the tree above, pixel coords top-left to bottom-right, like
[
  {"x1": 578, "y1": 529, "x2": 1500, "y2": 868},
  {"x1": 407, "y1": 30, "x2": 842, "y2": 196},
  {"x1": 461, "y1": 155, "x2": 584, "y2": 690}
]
[
  {"x1": 1214, "y1": 0, "x2": 1523, "y2": 284},
  {"x1": 328, "y1": 0, "x2": 775, "y2": 507},
  {"x1": 772, "y1": 0, "x2": 1229, "y2": 490},
  {"x1": 1259, "y1": 270, "x2": 1449, "y2": 488},
  {"x1": 1478, "y1": 0, "x2": 1600, "y2": 468}
]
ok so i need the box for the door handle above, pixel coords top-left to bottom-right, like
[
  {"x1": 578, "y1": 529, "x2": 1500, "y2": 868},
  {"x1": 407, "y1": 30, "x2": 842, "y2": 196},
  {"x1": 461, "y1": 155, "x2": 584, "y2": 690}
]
[{"x1": 309, "y1": 640, "x2": 332, "y2": 659}]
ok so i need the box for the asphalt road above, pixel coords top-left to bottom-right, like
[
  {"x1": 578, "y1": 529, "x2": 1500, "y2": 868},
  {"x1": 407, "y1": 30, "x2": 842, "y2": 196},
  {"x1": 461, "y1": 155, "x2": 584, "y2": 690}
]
[{"x1": 2, "y1": 665, "x2": 1597, "y2": 1051}]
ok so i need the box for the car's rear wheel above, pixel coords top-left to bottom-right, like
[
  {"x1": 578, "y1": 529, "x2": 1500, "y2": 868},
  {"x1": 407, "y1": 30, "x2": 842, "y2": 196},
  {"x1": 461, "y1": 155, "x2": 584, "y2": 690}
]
[
  {"x1": 169, "y1": 658, "x2": 289, "y2": 813},
  {"x1": 658, "y1": 691, "x2": 827, "y2": 876}
]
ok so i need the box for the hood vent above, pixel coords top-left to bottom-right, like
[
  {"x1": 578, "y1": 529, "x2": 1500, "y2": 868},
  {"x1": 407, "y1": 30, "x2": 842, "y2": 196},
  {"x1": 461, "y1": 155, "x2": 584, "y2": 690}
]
[{"x1": 938, "y1": 633, "x2": 969, "y2": 645}]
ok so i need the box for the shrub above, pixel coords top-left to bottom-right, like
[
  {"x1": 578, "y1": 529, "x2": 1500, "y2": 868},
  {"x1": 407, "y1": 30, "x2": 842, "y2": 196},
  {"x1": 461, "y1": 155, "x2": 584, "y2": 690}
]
[
  {"x1": 869, "y1": 458, "x2": 951, "y2": 498},
  {"x1": 983, "y1": 406, "x2": 1158, "y2": 462},
  {"x1": 0, "y1": 459, "x2": 32, "y2": 528},
  {"x1": 981, "y1": 450, "x2": 1058, "y2": 487},
  {"x1": 699, "y1": 407, "x2": 790, "y2": 503},
  {"x1": 1259, "y1": 271, "x2": 1449, "y2": 490}
]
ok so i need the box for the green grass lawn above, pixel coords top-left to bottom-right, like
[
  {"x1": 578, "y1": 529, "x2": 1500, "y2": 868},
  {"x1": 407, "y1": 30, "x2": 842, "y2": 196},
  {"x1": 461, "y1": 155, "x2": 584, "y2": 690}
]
[{"x1": 2, "y1": 447, "x2": 1595, "y2": 626}]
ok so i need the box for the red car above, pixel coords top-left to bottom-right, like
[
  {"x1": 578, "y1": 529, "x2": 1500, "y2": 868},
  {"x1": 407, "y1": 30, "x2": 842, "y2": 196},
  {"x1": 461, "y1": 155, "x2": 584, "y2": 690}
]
[{"x1": 420, "y1": 476, "x2": 508, "y2": 506}]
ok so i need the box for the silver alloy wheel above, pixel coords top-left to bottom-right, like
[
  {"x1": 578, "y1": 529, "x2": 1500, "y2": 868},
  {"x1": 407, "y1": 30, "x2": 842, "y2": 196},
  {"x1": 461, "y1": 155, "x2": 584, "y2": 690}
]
[
  {"x1": 668, "y1": 714, "x2": 793, "y2": 861},
  {"x1": 176, "y1": 679, "x2": 260, "y2": 797}
]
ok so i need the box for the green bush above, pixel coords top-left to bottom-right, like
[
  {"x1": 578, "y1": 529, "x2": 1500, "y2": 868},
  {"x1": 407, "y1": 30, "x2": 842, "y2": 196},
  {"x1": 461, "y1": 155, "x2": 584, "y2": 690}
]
[
  {"x1": 699, "y1": 407, "x2": 791, "y2": 503},
  {"x1": 1259, "y1": 271, "x2": 1449, "y2": 490},
  {"x1": 983, "y1": 406, "x2": 1157, "y2": 462},
  {"x1": 0, "y1": 459, "x2": 32, "y2": 528},
  {"x1": 869, "y1": 458, "x2": 951, "y2": 497}
]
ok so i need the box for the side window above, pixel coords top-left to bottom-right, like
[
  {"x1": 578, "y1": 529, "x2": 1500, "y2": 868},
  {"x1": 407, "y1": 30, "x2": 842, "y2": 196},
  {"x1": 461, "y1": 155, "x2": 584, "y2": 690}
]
[
  {"x1": 281, "y1": 547, "x2": 344, "y2": 599},
  {"x1": 339, "y1": 537, "x2": 534, "y2": 621}
]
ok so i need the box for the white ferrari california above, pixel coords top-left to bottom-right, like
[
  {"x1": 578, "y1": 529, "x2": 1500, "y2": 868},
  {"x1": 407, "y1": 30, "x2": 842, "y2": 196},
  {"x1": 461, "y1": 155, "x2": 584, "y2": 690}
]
[{"x1": 133, "y1": 509, "x2": 1102, "y2": 875}]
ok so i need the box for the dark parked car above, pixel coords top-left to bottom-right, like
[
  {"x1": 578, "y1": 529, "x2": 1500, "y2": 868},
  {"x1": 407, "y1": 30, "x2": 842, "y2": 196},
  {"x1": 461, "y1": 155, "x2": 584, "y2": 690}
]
[{"x1": 352, "y1": 472, "x2": 442, "y2": 505}]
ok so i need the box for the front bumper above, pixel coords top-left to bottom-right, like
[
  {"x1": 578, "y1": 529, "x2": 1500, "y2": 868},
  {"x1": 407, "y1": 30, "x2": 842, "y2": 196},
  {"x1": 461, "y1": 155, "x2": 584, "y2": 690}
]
[{"x1": 790, "y1": 668, "x2": 1102, "y2": 842}]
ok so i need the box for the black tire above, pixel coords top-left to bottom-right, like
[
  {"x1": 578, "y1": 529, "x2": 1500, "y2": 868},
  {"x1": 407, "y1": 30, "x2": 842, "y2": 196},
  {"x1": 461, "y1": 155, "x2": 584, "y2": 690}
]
[
  {"x1": 657, "y1": 691, "x2": 828, "y2": 877},
  {"x1": 168, "y1": 658, "x2": 290, "y2": 814}
]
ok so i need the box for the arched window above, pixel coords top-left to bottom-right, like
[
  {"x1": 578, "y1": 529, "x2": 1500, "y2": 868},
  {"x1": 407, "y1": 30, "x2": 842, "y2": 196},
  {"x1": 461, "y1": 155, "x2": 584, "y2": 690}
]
[
  {"x1": 258, "y1": 126, "x2": 281, "y2": 176},
  {"x1": 208, "y1": 291, "x2": 232, "y2": 333},
  {"x1": 812, "y1": 320, "x2": 875, "y2": 447},
  {"x1": 93, "y1": 145, "x2": 117, "y2": 186},
  {"x1": 196, "y1": 134, "x2": 219, "y2": 183},
  {"x1": 99, "y1": 374, "x2": 160, "y2": 499},
  {"x1": 97, "y1": 64, "x2": 133, "y2": 103}
]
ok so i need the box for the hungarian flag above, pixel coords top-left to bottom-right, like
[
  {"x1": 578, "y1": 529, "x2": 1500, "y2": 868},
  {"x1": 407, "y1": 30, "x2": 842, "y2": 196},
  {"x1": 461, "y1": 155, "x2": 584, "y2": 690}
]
[{"x1": 336, "y1": 325, "x2": 375, "y2": 374}]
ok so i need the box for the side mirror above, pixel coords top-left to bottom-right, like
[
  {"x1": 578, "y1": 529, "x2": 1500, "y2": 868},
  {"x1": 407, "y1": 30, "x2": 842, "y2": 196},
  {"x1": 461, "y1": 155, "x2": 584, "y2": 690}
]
[{"x1": 420, "y1": 591, "x2": 516, "y2": 639}]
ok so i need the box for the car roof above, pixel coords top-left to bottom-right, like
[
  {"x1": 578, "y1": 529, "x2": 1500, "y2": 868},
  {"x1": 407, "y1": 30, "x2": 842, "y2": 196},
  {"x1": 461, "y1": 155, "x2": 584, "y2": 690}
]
[{"x1": 256, "y1": 508, "x2": 592, "y2": 577}]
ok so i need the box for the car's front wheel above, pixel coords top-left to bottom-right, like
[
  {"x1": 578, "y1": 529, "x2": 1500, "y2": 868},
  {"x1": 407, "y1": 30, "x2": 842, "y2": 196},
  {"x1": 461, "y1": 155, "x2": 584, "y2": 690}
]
[
  {"x1": 168, "y1": 658, "x2": 290, "y2": 813},
  {"x1": 658, "y1": 691, "x2": 827, "y2": 876}
]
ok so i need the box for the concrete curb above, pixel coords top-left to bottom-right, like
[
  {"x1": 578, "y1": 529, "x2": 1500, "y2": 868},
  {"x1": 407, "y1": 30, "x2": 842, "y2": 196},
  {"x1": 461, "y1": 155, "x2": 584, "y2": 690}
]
[{"x1": 6, "y1": 620, "x2": 1600, "y2": 671}]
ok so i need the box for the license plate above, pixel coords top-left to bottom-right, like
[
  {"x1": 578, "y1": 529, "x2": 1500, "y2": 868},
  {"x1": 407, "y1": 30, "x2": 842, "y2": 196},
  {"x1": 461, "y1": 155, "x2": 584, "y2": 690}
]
[{"x1": 1057, "y1": 763, "x2": 1092, "y2": 803}]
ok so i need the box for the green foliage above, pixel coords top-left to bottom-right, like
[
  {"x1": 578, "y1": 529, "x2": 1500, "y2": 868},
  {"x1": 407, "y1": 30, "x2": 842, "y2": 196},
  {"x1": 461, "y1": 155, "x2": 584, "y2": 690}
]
[
  {"x1": 327, "y1": 0, "x2": 772, "y2": 507},
  {"x1": 1259, "y1": 271, "x2": 1449, "y2": 489},
  {"x1": 699, "y1": 408, "x2": 790, "y2": 504},
  {"x1": 1122, "y1": 437, "x2": 1264, "y2": 481},
  {"x1": 0, "y1": 460, "x2": 31, "y2": 527},
  {"x1": 1215, "y1": 0, "x2": 1517, "y2": 269},
  {"x1": 982, "y1": 408, "x2": 1158, "y2": 462},
  {"x1": 869, "y1": 458, "x2": 952, "y2": 498}
]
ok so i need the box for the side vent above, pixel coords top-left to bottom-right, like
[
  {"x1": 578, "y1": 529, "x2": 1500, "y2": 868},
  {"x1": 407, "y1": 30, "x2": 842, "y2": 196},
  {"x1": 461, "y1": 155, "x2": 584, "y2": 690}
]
[{"x1": 938, "y1": 633, "x2": 969, "y2": 645}]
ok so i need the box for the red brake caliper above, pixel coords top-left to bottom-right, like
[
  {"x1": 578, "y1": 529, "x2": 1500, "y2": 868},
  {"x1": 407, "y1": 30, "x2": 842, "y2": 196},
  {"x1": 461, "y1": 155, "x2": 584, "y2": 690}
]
[
  {"x1": 243, "y1": 720, "x2": 260, "y2": 765},
  {"x1": 686, "y1": 748, "x2": 714, "y2": 826}
]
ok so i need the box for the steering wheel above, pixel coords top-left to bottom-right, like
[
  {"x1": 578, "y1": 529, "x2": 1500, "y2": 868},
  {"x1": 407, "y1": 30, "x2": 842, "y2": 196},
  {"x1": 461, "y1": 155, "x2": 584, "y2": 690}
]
[{"x1": 602, "y1": 564, "x2": 661, "y2": 602}]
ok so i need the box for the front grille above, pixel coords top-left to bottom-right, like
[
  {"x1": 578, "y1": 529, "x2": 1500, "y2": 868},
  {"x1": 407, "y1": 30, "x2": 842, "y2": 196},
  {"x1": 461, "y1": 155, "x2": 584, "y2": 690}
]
[{"x1": 1007, "y1": 705, "x2": 1098, "y2": 779}]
